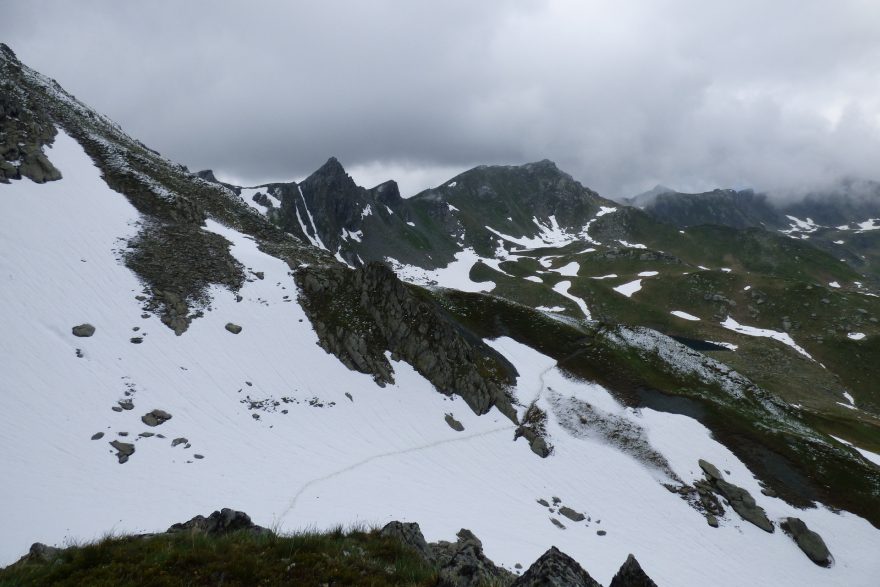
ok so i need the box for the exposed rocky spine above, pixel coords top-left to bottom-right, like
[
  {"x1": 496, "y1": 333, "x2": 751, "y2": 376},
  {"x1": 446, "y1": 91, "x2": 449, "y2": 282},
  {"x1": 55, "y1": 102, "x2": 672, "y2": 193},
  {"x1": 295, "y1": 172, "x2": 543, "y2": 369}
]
[
  {"x1": 699, "y1": 459, "x2": 774, "y2": 532},
  {"x1": 295, "y1": 261, "x2": 518, "y2": 420}
]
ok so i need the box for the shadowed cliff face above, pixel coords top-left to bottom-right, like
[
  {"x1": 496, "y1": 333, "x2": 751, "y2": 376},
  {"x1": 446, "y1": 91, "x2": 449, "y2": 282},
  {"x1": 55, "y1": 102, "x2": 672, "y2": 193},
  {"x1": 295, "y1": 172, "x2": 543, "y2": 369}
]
[{"x1": 295, "y1": 262, "x2": 519, "y2": 421}]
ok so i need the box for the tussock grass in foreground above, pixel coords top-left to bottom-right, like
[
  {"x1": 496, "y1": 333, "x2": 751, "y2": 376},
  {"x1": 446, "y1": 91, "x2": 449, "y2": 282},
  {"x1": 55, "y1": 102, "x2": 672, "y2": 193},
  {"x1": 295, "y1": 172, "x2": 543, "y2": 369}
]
[{"x1": 0, "y1": 526, "x2": 439, "y2": 587}]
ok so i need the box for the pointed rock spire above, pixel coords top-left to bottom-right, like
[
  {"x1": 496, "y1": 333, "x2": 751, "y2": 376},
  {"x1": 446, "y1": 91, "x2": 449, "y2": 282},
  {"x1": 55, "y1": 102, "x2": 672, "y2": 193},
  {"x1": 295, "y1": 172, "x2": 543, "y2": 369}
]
[
  {"x1": 609, "y1": 554, "x2": 658, "y2": 587},
  {"x1": 511, "y1": 546, "x2": 601, "y2": 587}
]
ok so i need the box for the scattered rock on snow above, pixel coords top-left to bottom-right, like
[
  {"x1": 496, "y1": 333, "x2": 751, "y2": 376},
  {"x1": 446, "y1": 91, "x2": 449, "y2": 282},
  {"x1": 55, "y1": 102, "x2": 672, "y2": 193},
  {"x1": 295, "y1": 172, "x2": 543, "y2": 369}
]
[
  {"x1": 109, "y1": 440, "x2": 135, "y2": 464},
  {"x1": 141, "y1": 409, "x2": 172, "y2": 427},
  {"x1": 445, "y1": 413, "x2": 465, "y2": 432},
  {"x1": 171, "y1": 437, "x2": 188, "y2": 447},
  {"x1": 71, "y1": 323, "x2": 95, "y2": 337},
  {"x1": 559, "y1": 506, "x2": 586, "y2": 522},
  {"x1": 225, "y1": 322, "x2": 242, "y2": 334},
  {"x1": 781, "y1": 517, "x2": 833, "y2": 567},
  {"x1": 90, "y1": 432, "x2": 104, "y2": 440}
]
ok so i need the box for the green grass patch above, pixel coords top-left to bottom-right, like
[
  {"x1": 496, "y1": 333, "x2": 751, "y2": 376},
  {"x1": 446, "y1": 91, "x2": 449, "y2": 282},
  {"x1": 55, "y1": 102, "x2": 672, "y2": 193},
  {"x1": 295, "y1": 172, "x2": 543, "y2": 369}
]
[{"x1": 0, "y1": 526, "x2": 439, "y2": 587}]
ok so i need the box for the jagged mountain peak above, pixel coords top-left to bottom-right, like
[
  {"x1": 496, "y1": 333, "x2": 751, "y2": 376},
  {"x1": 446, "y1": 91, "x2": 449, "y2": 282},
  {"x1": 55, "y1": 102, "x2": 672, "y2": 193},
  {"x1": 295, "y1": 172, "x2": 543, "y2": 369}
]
[
  {"x1": 308, "y1": 155, "x2": 351, "y2": 183},
  {"x1": 0, "y1": 43, "x2": 17, "y2": 61}
]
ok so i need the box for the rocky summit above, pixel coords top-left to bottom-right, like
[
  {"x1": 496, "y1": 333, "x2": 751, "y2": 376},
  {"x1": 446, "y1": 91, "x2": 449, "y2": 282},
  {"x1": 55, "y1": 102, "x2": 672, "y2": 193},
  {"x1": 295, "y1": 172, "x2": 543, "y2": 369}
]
[{"x1": 2, "y1": 38, "x2": 880, "y2": 587}]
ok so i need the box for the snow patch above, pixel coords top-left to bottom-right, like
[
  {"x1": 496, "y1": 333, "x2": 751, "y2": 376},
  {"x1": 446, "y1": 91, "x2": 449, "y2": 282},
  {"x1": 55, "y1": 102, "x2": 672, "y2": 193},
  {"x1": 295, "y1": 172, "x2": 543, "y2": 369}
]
[
  {"x1": 671, "y1": 311, "x2": 700, "y2": 321},
  {"x1": 614, "y1": 279, "x2": 642, "y2": 297},
  {"x1": 720, "y1": 317, "x2": 813, "y2": 360}
]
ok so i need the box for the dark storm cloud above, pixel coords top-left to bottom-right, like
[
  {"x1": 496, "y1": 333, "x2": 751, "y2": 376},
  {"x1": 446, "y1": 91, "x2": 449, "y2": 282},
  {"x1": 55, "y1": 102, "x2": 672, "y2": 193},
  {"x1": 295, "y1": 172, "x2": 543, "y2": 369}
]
[{"x1": 4, "y1": 0, "x2": 880, "y2": 198}]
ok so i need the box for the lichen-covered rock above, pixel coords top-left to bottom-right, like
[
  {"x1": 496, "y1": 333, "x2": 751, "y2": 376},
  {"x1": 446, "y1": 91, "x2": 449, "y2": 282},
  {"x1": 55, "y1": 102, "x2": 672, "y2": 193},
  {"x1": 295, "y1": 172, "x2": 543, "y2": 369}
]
[
  {"x1": 781, "y1": 517, "x2": 833, "y2": 567},
  {"x1": 609, "y1": 554, "x2": 658, "y2": 587},
  {"x1": 512, "y1": 546, "x2": 601, "y2": 587},
  {"x1": 225, "y1": 322, "x2": 242, "y2": 334}
]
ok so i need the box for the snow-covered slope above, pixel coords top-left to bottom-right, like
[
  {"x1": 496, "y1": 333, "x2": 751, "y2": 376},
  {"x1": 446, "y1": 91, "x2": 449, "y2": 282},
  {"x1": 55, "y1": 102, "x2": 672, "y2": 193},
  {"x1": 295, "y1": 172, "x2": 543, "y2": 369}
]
[{"x1": 2, "y1": 129, "x2": 879, "y2": 586}]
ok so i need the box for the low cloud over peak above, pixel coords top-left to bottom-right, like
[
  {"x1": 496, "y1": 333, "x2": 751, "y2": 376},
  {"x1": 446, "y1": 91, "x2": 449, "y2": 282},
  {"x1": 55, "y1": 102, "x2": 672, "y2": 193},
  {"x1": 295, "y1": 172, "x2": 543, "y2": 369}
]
[{"x1": 5, "y1": 0, "x2": 880, "y2": 199}]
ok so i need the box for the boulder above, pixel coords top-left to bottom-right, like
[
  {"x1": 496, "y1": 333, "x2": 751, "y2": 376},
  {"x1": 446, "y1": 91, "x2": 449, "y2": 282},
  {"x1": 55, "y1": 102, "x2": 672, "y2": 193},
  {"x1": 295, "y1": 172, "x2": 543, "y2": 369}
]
[
  {"x1": 781, "y1": 517, "x2": 833, "y2": 567},
  {"x1": 609, "y1": 554, "x2": 658, "y2": 587},
  {"x1": 225, "y1": 322, "x2": 243, "y2": 334},
  {"x1": 559, "y1": 506, "x2": 585, "y2": 522},
  {"x1": 71, "y1": 323, "x2": 95, "y2": 337},
  {"x1": 109, "y1": 440, "x2": 135, "y2": 464},
  {"x1": 714, "y1": 479, "x2": 773, "y2": 533},
  {"x1": 141, "y1": 409, "x2": 172, "y2": 427},
  {"x1": 445, "y1": 413, "x2": 465, "y2": 432},
  {"x1": 512, "y1": 546, "x2": 601, "y2": 587},
  {"x1": 167, "y1": 508, "x2": 269, "y2": 536}
]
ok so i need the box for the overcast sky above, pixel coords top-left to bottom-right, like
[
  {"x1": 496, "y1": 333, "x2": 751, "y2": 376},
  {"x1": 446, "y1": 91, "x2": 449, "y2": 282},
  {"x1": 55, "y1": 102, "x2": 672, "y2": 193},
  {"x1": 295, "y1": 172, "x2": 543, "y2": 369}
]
[{"x1": 4, "y1": 0, "x2": 880, "y2": 198}]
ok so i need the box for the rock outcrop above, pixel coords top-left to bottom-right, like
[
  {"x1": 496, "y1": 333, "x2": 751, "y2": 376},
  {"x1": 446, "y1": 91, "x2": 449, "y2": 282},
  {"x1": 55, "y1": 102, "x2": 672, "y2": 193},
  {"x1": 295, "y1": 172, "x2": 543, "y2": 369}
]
[
  {"x1": 699, "y1": 459, "x2": 773, "y2": 532},
  {"x1": 379, "y1": 522, "x2": 513, "y2": 587},
  {"x1": 512, "y1": 546, "x2": 601, "y2": 587},
  {"x1": 166, "y1": 508, "x2": 269, "y2": 536},
  {"x1": 780, "y1": 517, "x2": 833, "y2": 567},
  {"x1": 296, "y1": 262, "x2": 518, "y2": 420}
]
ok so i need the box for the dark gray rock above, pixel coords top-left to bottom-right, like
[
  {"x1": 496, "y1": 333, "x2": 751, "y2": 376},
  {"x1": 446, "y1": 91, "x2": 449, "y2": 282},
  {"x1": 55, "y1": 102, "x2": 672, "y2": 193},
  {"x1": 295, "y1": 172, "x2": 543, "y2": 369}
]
[
  {"x1": 699, "y1": 459, "x2": 773, "y2": 533},
  {"x1": 130, "y1": 336, "x2": 143, "y2": 344},
  {"x1": 22, "y1": 542, "x2": 62, "y2": 564},
  {"x1": 225, "y1": 322, "x2": 242, "y2": 334},
  {"x1": 537, "y1": 499, "x2": 550, "y2": 507},
  {"x1": 379, "y1": 521, "x2": 434, "y2": 562},
  {"x1": 714, "y1": 479, "x2": 773, "y2": 533},
  {"x1": 698, "y1": 459, "x2": 722, "y2": 480},
  {"x1": 71, "y1": 323, "x2": 95, "y2": 337},
  {"x1": 141, "y1": 409, "x2": 172, "y2": 427},
  {"x1": 171, "y1": 437, "x2": 188, "y2": 447},
  {"x1": 558, "y1": 506, "x2": 585, "y2": 522},
  {"x1": 295, "y1": 263, "x2": 518, "y2": 421},
  {"x1": 445, "y1": 413, "x2": 465, "y2": 432},
  {"x1": 550, "y1": 518, "x2": 566, "y2": 529},
  {"x1": 609, "y1": 554, "x2": 658, "y2": 587},
  {"x1": 781, "y1": 517, "x2": 833, "y2": 567},
  {"x1": 512, "y1": 546, "x2": 601, "y2": 587},
  {"x1": 434, "y1": 528, "x2": 515, "y2": 587},
  {"x1": 109, "y1": 440, "x2": 135, "y2": 464},
  {"x1": 90, "y1": 432, "x2": 104, "y2": 440},
  {"x1": 167, "y1": 508, "x2": 269, "y2": 536}
]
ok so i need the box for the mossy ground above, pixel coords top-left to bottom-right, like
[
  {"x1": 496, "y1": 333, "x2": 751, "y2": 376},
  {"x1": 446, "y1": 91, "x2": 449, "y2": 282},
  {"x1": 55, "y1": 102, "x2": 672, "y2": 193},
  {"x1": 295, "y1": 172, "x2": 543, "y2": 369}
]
[{"x1": 0, "y1": 526, "x2": 439, "y2": 587}]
